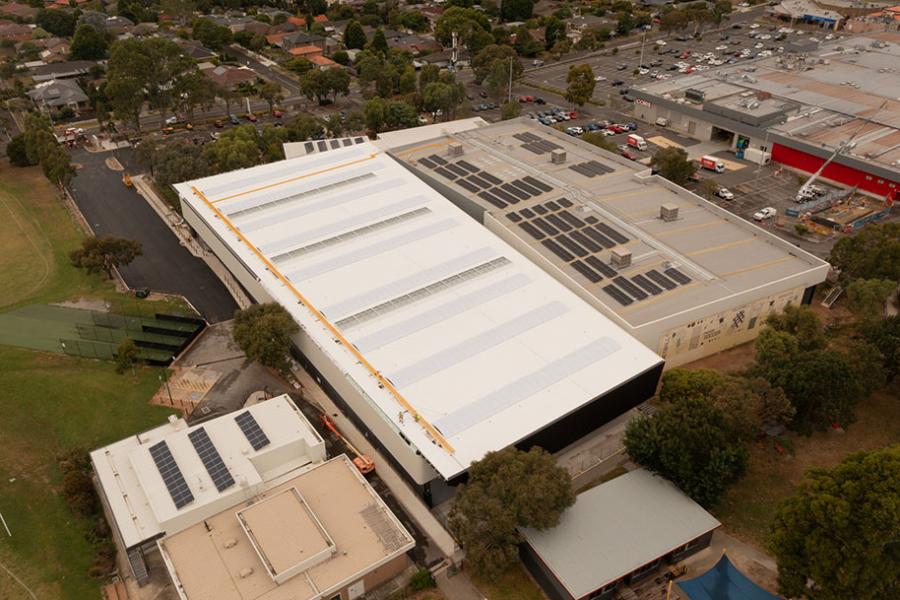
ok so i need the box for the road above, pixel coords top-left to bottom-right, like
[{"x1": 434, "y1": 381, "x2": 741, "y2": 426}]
[
  {"x1": 225, "y1": 44, "x2": 301, "y2": 96},
  {"x1": 68, "y1": 148, "x2": 238, "y2": 322}
]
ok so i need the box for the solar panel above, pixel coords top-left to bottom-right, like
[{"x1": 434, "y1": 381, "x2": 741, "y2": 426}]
[
  {"x1": 481, "y1": 172, "x2": 502, "y2": 185},
  {"x1": 457, "y1": 179, "x2": 480, "y2": 193},
  {"x1": 342, "y1": 138, "x2": 354, "y2": 147},
  {"x1": 585, "y1": 226, "x2": 615, "y2": 249},
  {"x1": 586, "y1": 160, "x2": 613, "y2": 176},
  {"x1": 533, "y1": 204, "x2": 548, "y2": 215},
  {"x1": 571, "y1": 230, "x2": 601, "y2": 253},
  {"x1": 545, "y1": 201, "x2": 561, "y2": 211},
  {"x1": 523, "y1": 143, "x2": 545, "y2": 154},
  {"x1": 556, "y1": 234, "x2": 589, "y2": 257},
  {"x1": 446, "y1": 163, "x2": 468, "y2": 177},
  {"x1": 523, "y1": 176, "x2": 552, "y2": 193},
  {"x1": 235, "y1": 412, "x2": 271, "y2": 450},
  {"x1": 596, "y1": 222, "x2": 629, "y2": 244},
  {"x1": 665, "y1": 268, "x2": 692, "y2": 285},
  {"x1": 571, "y1": 260, "x2": 603, "y2": 283},
  {"x1": 646, "y1": 269, "x2": 677, "y2": 290},
  {"x1": 149, "y1": 441, "x2": 194, "y2": 509},
  {"x1": 418, "y1": 157, "x2": 436, "y2": 169},
  {"x1": 304, "y1": 142, "x2": 314, "y2": 153},
  {"x1": 468, "y1": 175, "x2": 491, "y2": 189},
  {"x1": 317, "y1": 141, "x2": 327, "y2": 151},
  {"x1": 500, "y1": 183, "x2": 529, "y2": 201},
  {"x1": 433, "y1": 166, "x2": 455, "y2": 180},
  {"x1": 585, "y1": 215, "x2": 599, "y2": 224},
  {"x1": 614, "y1": 276, "x2": 648, "y2": 300},
  {"x1": 188, "y1": 427, "x2": 235, "y2": 492},
  {"x1": 511, "y1": 179, "x2": 541, "y2": 196},
  {"x1": 478, "y1": 190, "x2": 507, "y2": 209},
  {"x1": 519, "y1": 222, "x2": 545, "y2": 240},
  {"x1": 330, "y1": 139, "x2": 341, "y2": 149},
  {"x1": 603, "y1": 283, "x2": 633, "y2": 306},
  {"x1": 559, "y1": 210, "x2": 585, "y2": 229},
  {"x1": 632, "y1": 274, "x2": 662, "y2": 296},
  {"x1": 570, "y1": 163, "x2": 595, "y2": 177},
  {"x1": 354, "y1": 137, "x2": 365, "y2": 143},
  {"x1": 457, "y1": 160, "x2": 479, "y2": 173},
  {"x1": 532, "y1": 217, "x2": 559, "y2": 236},
  {"x1": 586, "y1": 255, "x2": 618, "y2": 278},
  {"x1": 507, "y1": 212, "x2": 522, "y2": 222},
  {"x1": 428, "y1": 154, "x2": 447, "y2": 165},
  {"x1": 492, "y1": 187, "x2": 520, "y2": 205},
  {"x1": 546, "y1": 213, "x2": 572, "y2": 232},
  {"x1": 520, "y1": 208, "x2": 536, "y2": 219},
  {"x1": 558, "y1": 197, "x2": 573, "y2": 208},
  {"x1": 542, "y1": 239, "x2": 574, "y2": 262}
]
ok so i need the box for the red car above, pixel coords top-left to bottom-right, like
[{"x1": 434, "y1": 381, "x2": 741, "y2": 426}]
[
  {"x1": 568, "y1": 111, "x2": 578, "y2": 120},
  {"x1": 271, "y1": 109, "x2": 283, "y2": 118},
  {"x1": 607, "y1": 124, "x2": 626, "y2": 134},
  {"x1": 620, "y1": 149, "x2": 637, "y2": 161},
  {"x1": 518, "y1": 95, "x2": 534, "y2": 103},
  {"x1": 245, "y1": 113, "x2": 258, "y2": 122}
]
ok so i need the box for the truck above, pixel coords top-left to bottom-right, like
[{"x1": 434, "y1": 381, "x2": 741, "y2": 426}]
[
  {"x1": 626, "y1": 134, "x2": 648, "y2": 151},
  {"x1": 743, "y1": 147, "x2": 771, "y2": 166},
  {"x1": 700, "y1": 155, "x2": 726, "y2": 173}
]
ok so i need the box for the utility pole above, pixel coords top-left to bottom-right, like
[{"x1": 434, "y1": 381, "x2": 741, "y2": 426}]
[
  {"x1": 159, "y1": 370, "x2": 173, "y2": 406},
  {"x1": 639, "y1": 30, "x2": 647, "y2": 71}
]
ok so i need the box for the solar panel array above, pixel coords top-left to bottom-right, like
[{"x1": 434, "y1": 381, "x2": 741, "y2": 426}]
[
  {"x1": 600, "y1": 267, "x2": 692, "y2": 307},
  {"x1": 420, "y1": 154, "x2": 553, "y2": 209},
  {"x1": 234, "y1": 411, "x2": 271, "y2": 451},
  {"x1": 300, "y1": 136, "x2": 367, "y2": 156},
  {"x1": 570, "y1": 160, "x2": 615, "y2": 178},
  {"x1": 149, "y1": 441, "x2": 194, "y2": 509},
  {"x1": 188, "y1": 427, "x2": 235, "y2": 493},
  {"x1": 512, "y1": 131, "x2": 564, "y2": 155}
]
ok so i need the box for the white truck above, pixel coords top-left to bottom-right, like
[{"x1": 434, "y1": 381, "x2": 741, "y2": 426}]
[
  {"x1": 743, "y1": 147, "x2": 771, "y2": 166},
  {"x1": 626, "y1": 134, "x2": 648, "y2": 151}
]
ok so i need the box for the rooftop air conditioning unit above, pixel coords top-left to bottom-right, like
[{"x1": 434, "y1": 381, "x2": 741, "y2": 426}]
[
  {"x1": 448, "y1": 142, "x2": 463, "y2": 157},
  {"x1": 660, "y1": 203, "x2": 679, "y2": 222},
  {"x1": 551, "y1": 149, "x2": 566, "y2": 164},
  {"x1": 610, "y1": 248, "x2": 632, "y2": 269}
]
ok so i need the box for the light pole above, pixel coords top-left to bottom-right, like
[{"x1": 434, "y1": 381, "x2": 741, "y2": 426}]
[
  {"x1": 159, "y1": 370, "x2": 173, "y2": 406},
  {"x1": 639, "y1": 30, "x2": 647, "y2": 72}
]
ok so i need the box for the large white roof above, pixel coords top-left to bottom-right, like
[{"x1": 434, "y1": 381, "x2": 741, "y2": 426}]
[
  {"x1": 91, "y1": 395, "x2": 325, "y2": 548},
  {"x1": 175, "y1": 144, "x2": 662, "y2": 480}
]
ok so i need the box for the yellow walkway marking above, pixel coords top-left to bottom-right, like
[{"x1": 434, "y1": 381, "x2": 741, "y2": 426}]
[
  {"x1": 687, "y1": 237, "x2": 755, "y2": 257},
  {"x1": 191, "y1": 184, "x2": 454, "y2": 453},
  {"x1": 655, "y1": 219, "x2": 721, "y2": 238},
  {"x1": 719, "y1": 256, "x2": 795, "y2": 278}
]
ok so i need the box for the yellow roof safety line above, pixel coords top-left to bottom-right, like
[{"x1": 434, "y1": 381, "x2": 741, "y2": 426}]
[
  {"x1": 393, "y1": 140, "x2": 449, "y2": 158},
  {"x1": 190, "y1": 185, "x2": 455, "y2": 455},
  {"x1": 211, "y1": 152, "x2": 380, "y2": 204}
]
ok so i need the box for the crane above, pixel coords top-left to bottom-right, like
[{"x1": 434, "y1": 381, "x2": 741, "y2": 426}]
[
  {"x1": 796, "y1": 100, "x2": 889, "y2": 200},
  {"x1": 320, "y1": 414, "x2": 375, "y2": 474}
]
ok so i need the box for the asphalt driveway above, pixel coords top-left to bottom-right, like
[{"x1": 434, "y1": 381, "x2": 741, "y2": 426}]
[{"x1": 68, "y1": 148, "x2": 238, "y2": 322}]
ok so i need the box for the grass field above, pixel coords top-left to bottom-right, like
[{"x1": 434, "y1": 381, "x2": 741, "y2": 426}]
[
  {"x1": 472, "y1": 565, "x2": 546, "y2": 600},
  {"x1": 0, "y1": 347, "x2": 175, "y2": 599}
]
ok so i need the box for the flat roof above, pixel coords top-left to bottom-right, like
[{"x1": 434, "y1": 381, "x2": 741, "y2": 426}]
[
  {"x1": 393, "y1": 119, "x2": 828, "y2": 331},
  {"x1": 160, "y1": 455, "x2": 415, "y2": 600},
  {"x1": 636, "y1": 33, "x2": 900, "y2": 170},
  {"x1": 91, "y1": 395, "x2": 325, "y2": 548},
  {"x1": 521, "y1": 469, "x2": 721, "y2": 598},
  {"x1": 175, "y1": 144, "x2": 662, "y2": 481}
]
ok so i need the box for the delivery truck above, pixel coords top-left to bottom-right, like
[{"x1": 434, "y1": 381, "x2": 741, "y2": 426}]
[
  {"x1": 626, "y1": 134, "x2": 648, "y2": 151},
  {"x1": 700, "y1": 155, "x2": 726, "y2": 173}
]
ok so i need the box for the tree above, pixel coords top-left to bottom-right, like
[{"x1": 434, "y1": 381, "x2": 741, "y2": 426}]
[
  {"x1": 564, "y1": 64, "x2": 596, "y2": 107},
  {"x1": 616, "y1": 11, "x2": 635, "y2": 36},
  {"x1": 232, "y1": 303, "x2": 299, "y2": 373},
  {"x1": 70, "y1": 24, "x2": 108, "y2": 60},
  {"x1": 70, "y1": 236, "x2": 143, "y2": 278},
  {"x1": 364, "y1": 96, "x2": 386, "y2": 136},
  {"x1": 625, "y1": 396, "x2": 748, "y2": 507},
  {"x1": 371, "y1": 27, "x2": 389, "y2": 55},
  {"x1": 831, "y1": 223, "x2": 900, "y2": 282},
  {"x1": 512, "y1": 26, "x2": 540, "y2": 57},
  {"x1": 160, "y1": 0, "x2": 195, "y2": 26},
  {"x1": 418, "y1": 64, "x2": 441, "y2": 91},
  {"x1": 37, "y1": 8, "x2": 76, "y2": 37},
  {"x1": 769, "y1": 445, "x2": 900, "y2": 600},
  {"x1": 500, "y1": 101, "x2": 521, "y2": 120},
  {"x1": 472, "y1": 44, "x2": 520, "y2": 85},
  {"x1": 147, "y1": 139, "x2": 209, "y2": 187},
  {"x1": 449, "y1": 447, "x2": 574, "y2": 577},
  {"x1": 699, "y1": 177, "x2": 719, "y2": 199},
  {"x1": 660, "y1": 9, "x2": 689, "y2": 36},
  {"x1": 765, "y1": 304, "x2": 826, "y2": 352},
  {"x1": 863, "y1": 315, "x2": 900, "y2": 382},
  {"x1": 650, "y1": 146, "x2": 695, "y2": 185},
  {"x1": 6, "y1": 134, "x2": 34, "y2": 167},
  {"x1": 285, "y1": 57, "x2": 314, "y2": 76},
  {"x1": 41, "y1": 144, "x2": 75, "y2": 187},
  {"x1": 344, "y1": 20, "x2": 366, "y2": 50},
  {"x1": 435, "y1": 7, "x2": 493, "y2": 53},
  {"x1": 324, "y1": 68, "x2": 351, "y2": 103},
  {"x1": 258, "y1": 81, "x2": 283, "y2": 112},
  {"x1": 332, "y1": 50, "x2": 350, "y2": 66},
  {"x1": 846, "y1": 278, "x2": 896, "y2": 319},
  {"x1": 115, "y1": 338, "x2": 139, "y2": 375},
  {"x1": 191, "y1": 18, "x2": 233, "y2": 52},
  {"x1": 300, "y1": 69, "x2": 331, "y2": 105},
  {"x1": 285, "y1": 114, "x2": 324, "y2": 142},
  {"x1": 203, "y1": 125, "x2": 261, "y2": 172},
  {"x1": 500, "y1": 0, "x2": 535, "y2": 21},
  {"x1": 544, "y1": 16, "x2": 564, "y2": 51}
]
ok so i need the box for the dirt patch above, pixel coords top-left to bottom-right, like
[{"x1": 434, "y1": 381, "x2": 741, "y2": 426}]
[
  {"x1": 53, "y1": 297, "x2": 110, "y2": 312},
  {"x1": 681, "y1": 340, "x2": 757, "y2": 373}
]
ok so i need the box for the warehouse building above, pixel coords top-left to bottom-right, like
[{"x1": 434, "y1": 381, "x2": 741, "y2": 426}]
[
  {"x1": 159, "y1": 455, "x2": 415, "y2": 600},
  {"x1": 631, "y1": 33, "x2": 900, "y2": 198},
  {"x1": 175, "y1": 143, "x2": 664, "y2": 505},
  {"x1": 520, "y1": 469, "x2": 721, "y2": 600},
  {"x1": 91, "y1": 395, "x2": 326, "y2": 585},
  {"x1": 392, "y1": 119, "x2": 828, "y2": 367}
]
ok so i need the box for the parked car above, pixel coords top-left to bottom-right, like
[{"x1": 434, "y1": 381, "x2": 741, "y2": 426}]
[
  {"x1": 271, "y1": 109, "x2": 283, "y2": 118},
  {"x1": 620, "y1": 148, "x2": 637, "y2": 160},
  {"x1": 479, "y1": 90, "x2": 488, "y2": 98},
  {"x1": 586, "y1": 122, "x2": 601, "y2": 131},
  {"x1": 532, "y1": 59, "x2": 544, "y2": 66},
  {"x1": 753, "y1": 207, "x2": 777, "y2": 221},
  {"x1": 229, "y1": 114, "x2": 240, "y2": 125},
  {"x1": 625, "y1": 122, "x2": 638, "y2": 131},
  {"x1": 715, "y1": 187, "x2": 735, "y2": 200},
  {"x1": 519, "y1": 95, "x2": 534, "y2": 103},
  {"x1": 214, "y1": 119, "x2": 225, "y2": 128},
  {"x1": 594, "y1": 75, "x2": 607, "y2": 82},
  {"x1": 617, "y1": 63, "x2": 628, "y2": 70},
  {"x1": 611, "y1": 79, "x2": 624, "y2": 86},
  {"x1": 245, "y1": 113, "x2": 258, "y2": 122},
  {"x1": 565, "y1": 126, "x2": 584, "y2": 136}
]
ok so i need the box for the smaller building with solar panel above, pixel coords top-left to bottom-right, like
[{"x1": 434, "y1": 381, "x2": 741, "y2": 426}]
[{"x1": 91, "y1": 395, "x2": 326, "y2": 587}]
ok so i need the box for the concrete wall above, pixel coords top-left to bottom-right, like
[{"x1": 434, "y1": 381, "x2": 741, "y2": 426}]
[{"x1": 328, "y1": 553, "x2": 410, "y2": 600}]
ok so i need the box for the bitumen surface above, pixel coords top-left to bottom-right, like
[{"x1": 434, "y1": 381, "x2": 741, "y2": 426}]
[{"x1": 68, "y1": 148, "x2": 238, "y2": 322}]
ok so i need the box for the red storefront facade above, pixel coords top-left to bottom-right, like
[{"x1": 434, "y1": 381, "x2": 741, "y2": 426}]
[{"x1": 771, "y1": 143, "x2": 900, "y2": 198}]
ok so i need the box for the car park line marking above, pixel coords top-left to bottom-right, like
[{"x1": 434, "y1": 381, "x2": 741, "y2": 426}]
[{"x1": 211, "y1": 152, "x2": 380, "y2": 204}]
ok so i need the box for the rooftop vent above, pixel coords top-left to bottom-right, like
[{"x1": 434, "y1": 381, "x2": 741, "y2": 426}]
[
  {"x1": 660, "y1": 203, "x2": 679, "y2": 222},
  {"x1": 610, "y1": 247, "x2": 632, "y2": 269},
  {"x1": 239, "y1": 567, "x2": 254, "y2": 579},
  {"x1": 448, "y1": 142, "x2": 463, "y2": 158},
  {"x1": 551, "y1": 149, "x2": 566, "y2": 164},
  {"x1": 223, "y1": 538, "x2": 238, "y2": 549}
]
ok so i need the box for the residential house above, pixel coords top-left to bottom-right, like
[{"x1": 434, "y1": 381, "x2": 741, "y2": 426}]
[
  {"x1": 288, "y1": 44, "x2": 323, "y2": 59},
  {"x1": 287, "y1": 15, "x2": 306, "y2": 28},
  {"x1": 279, "y1": 30, "x2": 326, "y2": 51},
  {"x1": 0, "y1": 2, "x2": 39, "y2": 20},
  {"x1": 29, "y1": 59, "x2": 95, "y2": 81},
  {"x1": 200, "y1": 62, "x2": 258, "y2": 90},
  {"x1": 39, "y1": 39, "x2": 70, "y2": 62},
  {"x1": 391, "y1": 34, "x2": 442, "y2": 55},
  {"x1": 103, "y1": 15, "x2": 134, "y2": 36},
  {"x1": 27, "y1": 78, "x2": 89, "y2": 113},
  {"x1": 0, "y1": 22, "x2": 31, "y2": 43},
  {"x1": 308, "y1": 54, "x2": 336, "y2": 70},
  {"x1": 173, "y1": 38, "x2": 217, "y2": 61},
  {"x1": 416, "y1": 49, "x2": 470, "y2": 68}
]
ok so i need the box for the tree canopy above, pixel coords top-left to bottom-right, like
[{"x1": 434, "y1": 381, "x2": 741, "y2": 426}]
[
  {"x1": 650, "y1": 147, "x2": 696, "y2": 185},
  {"x1": 70, "y1": 24, "x2": 109, "y2": 60},
  {"x1": 770, "y1": 445, "x2": 900, "y2": 600},
  {"x1": 846, "y1": 278, "x2": 896, "y2": 319},
  {"x1": 830, "y1": 222, "x2": 900, "y2": 282},
  {"x1": 625, "y1": 395, "x2": 749, "y2": 507},
  {"x1": 449, "y1": 447, "x2": 574, "y2": 577},
  {"x1": 191, "y1": 18, "x2": 233, "y2": 52},
  {"x1": 500, "y1": 0, "x2": 535, "y2": 21},
  {"x1": 69, "y1": 236, "x2": 143, "y2": 278},
  {"x1": 343, "y1": 20, "x2": 366, "y2": 50},
  {"x1": 565, "y1": 63, "x2": 596, "y2": 107},
  {"x1": 862, "y1": 315, "x2": 900, "y2": 382},
  {"x1": 232, "y1": 303, "x2": 299, "y2": 373},
  {"x1": 435, "y1": 7, "x2": 493, "y2": 54}
]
